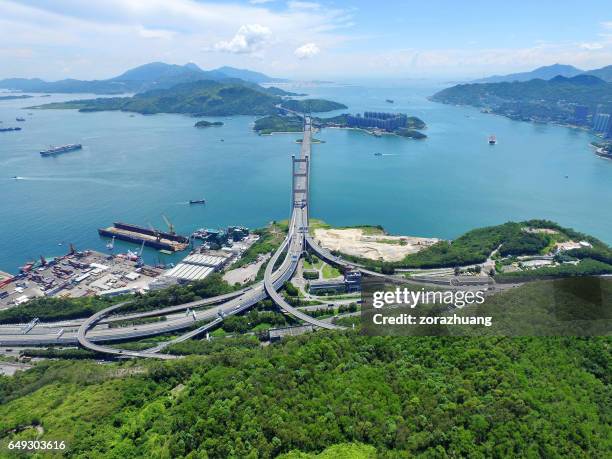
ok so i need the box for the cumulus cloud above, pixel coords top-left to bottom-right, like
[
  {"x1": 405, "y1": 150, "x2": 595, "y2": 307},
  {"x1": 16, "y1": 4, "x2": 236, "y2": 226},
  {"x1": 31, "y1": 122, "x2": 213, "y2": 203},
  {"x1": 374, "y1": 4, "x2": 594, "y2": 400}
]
[
  {"x1": 214, "y1": 24, "x2": 272, "y2": 54},
  {"x1": 294, "y1": 42, "x2": 320, "y2": 59}
]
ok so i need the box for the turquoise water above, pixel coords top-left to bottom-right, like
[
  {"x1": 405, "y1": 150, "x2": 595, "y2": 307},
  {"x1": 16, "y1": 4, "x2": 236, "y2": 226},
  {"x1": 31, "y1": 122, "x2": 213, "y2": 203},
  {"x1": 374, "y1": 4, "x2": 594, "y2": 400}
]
[{"x1": 1, "y1": 83, "x2": 611, "y2": 273}]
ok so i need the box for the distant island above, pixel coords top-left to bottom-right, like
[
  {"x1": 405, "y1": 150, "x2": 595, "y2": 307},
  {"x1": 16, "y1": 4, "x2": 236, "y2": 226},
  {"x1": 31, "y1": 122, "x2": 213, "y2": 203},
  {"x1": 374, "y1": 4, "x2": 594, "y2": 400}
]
[
  {"x1": 431, "y1": 75, "x2": 612, "y2": 134},
  {"x1": 0, "y1": 94, "x2": 33, "y2": 100},
  {"x1": 254, "y1": 112, "x2": 427, "y2": 139},
  {"x1": 0, "y1": 62, "x2": 289, "y2": 95},
  {"x1": 194, "y1": 120, "x2": 223, "y2": 128},
  {"x1": 30, "y1": 80, "x2": 345, "y2": 117},
  {"x1": 472, "y1": 63, "x2": 612, "y2": 84}
]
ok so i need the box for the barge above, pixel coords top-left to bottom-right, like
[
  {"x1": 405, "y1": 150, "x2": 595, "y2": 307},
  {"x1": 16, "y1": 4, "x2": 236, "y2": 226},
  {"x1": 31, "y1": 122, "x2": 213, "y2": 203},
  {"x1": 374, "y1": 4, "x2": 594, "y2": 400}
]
[{"x1": 98, "y1": 222, "x2": 189, "y2": 252}]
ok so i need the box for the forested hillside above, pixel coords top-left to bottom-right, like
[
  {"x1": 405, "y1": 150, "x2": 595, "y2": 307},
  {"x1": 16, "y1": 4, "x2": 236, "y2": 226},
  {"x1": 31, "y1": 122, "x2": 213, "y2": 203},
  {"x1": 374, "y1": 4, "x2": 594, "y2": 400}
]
[{"x1": 1, "y1": 334, "x2": 610, "y2": 458}]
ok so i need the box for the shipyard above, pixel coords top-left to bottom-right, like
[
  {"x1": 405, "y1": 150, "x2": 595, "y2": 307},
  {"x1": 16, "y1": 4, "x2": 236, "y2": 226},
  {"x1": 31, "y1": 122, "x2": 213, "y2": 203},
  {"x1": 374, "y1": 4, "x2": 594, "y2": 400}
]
[{"x1": 0, "y1": 219, "x2": 258, "y2": 309}]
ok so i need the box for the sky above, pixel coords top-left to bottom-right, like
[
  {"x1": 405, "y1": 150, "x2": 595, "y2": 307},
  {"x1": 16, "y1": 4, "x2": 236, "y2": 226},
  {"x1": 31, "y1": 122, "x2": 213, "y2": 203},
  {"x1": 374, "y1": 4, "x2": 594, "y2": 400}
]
[{"x1": 1, "y1": 0, "x2": 612, "y2": 81}]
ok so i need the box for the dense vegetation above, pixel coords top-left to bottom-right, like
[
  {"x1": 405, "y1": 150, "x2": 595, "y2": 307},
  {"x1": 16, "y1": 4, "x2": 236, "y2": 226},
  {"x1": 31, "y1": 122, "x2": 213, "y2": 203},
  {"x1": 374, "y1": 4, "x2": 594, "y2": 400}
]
[
  {"x1": 194, "y1": 120, "x2": 223, "y2": 128},
  {"x1": 0, "y1": 333, "x2": 609, "y2": 457},
  {"x1": 280, "y1": 99, "x2": 347, "y2": 113},
  {"x1": 395, "y1": 128, "x2": 427, "y2": 139},
  {"x1": 431, "y1": 75, "x2": 612, "y2": 126},
  {"x1": 34, "y1": 81, "x2": 343, "y2": 117},
  {"x1": 254, "y1": 115, "x2": 304, "y2": 134}
]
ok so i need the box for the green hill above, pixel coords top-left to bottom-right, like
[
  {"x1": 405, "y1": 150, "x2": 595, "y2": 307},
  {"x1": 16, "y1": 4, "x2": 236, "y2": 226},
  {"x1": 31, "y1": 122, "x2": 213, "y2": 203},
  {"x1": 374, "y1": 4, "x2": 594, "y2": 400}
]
[
  {"x1": 33, "y1": 80, "x2": 343, "y2": 117},
  {"x1": 431, "y1": 76, "x2": 612, "y2": 126}
]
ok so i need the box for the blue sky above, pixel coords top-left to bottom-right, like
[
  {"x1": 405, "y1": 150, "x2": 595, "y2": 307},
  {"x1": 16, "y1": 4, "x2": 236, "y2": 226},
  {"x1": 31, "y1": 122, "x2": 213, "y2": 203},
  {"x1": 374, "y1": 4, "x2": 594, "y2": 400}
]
[{"x1": 0, "y1": 0, "x2": 611, "y2": 80}]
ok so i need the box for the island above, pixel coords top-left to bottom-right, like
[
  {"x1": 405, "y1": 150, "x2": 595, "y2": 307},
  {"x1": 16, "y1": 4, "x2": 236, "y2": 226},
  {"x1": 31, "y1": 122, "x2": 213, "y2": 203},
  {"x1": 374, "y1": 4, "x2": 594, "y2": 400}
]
[
  {"x1": 194, "y1": 120, "x2": 223, "y2": 128},
  {"x1": 431, "y1": 75, "x2": 612, "y2": 134},
  {"x1": 0, "y1": 94, "x2": 33, "y2": 100},
  {"x1": 29, "y1": 80, "x2": 346, "y2": 117},
  {"x1": 254, "y1": 111, "x2": 427, "y2": 139}
]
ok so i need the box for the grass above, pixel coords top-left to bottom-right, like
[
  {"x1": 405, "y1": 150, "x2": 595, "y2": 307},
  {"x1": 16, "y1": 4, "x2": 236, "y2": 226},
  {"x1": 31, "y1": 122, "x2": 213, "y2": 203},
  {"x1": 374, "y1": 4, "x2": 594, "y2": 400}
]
[{"x1": 322, "y1": 263, "x2": 342, "y2": 279}]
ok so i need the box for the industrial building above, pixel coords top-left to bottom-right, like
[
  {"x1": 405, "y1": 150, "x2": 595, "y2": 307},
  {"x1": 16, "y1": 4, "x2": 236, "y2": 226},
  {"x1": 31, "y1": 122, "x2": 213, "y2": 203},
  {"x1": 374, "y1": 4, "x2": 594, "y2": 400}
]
[
  {"x1": 347, "y1": 112, "x2": 408, "y2": 131},
  {"x1": 164, "y1": 253, "x2": 230, "y2": 282}
]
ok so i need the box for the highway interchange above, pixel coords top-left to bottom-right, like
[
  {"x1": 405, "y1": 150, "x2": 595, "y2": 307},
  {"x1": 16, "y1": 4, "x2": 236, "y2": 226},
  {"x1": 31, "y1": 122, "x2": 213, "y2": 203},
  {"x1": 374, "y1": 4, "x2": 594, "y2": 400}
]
[{"x1": 0, "y1": 118, "x2": 493, "y2": 358}]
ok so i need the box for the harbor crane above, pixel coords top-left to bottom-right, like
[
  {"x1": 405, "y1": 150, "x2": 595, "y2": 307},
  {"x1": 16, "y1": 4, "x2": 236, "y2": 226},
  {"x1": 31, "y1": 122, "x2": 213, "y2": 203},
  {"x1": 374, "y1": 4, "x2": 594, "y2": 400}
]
[{"x1": 162, "y1": 214, "x2": 175, "y2": 235}]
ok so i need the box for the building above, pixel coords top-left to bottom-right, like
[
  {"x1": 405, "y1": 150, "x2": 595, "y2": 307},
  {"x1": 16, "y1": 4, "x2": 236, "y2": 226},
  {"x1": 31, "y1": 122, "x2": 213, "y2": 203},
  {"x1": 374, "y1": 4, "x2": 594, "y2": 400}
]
[
  {"x1": 308, "y1": 271, "x2": 362, "y2": 294},
  {"x1": 573, "y1": 105, "x2": 589, "y2": 124},
  {"x1": 344, "y1": 270, "x2": 362, "y2": 293},
  {"x1": 593, "y1": 113, "x2": 611, "y2": 133},
  {"x1": 269, "y1": 325, "x2": 314, "y2": 342},
  {"x1": 608, "y1": 121, "x2": 612, "y2": 139},
  {"x1": 347, "y1": 112, "x2": 408, "y2": 131},
  {"x1": 164, "y1": 253, "x2": 230, "y2": 282}
]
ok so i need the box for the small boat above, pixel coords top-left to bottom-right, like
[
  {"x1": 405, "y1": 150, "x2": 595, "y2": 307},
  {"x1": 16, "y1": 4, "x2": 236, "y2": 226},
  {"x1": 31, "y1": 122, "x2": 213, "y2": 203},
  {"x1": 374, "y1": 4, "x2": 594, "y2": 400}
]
[
  {"x1": 15, "y1": 117, "x2": 25, "y2": 122},
  {"x1": 12, "y1": 176, "x2": 24, "y2": 180},
  {"x1": 385, "y1": 99, "x2": 394, "y2": 103},
  {"x1": 189, "y1": 199, "x2": 206, "y2": 204},
  {"x1": 374, "y1": 152, "x2": 382, "y2": 156},
  {"x1": 488, "y1": 135, "x2": 497, "y2": 145},
  {"x1": 220, "y1": 139, "x2": 224, "y2": 142}
]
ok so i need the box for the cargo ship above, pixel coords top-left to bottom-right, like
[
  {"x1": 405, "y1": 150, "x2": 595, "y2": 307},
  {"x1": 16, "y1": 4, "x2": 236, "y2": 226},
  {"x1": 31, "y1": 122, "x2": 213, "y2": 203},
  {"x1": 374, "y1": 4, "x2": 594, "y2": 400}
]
[
  {"x1": 98, "y1": 222, "x2": 189, "y2": 252},
  {"x1": 0, "y1": 127, "x2": 22, "y2": 132},
  {"x1": 189, "y1": 199, "x2": 206, "y2": 204},
  {"x1": 40, "y1": 144, "x2": 82, "y2": 157}
]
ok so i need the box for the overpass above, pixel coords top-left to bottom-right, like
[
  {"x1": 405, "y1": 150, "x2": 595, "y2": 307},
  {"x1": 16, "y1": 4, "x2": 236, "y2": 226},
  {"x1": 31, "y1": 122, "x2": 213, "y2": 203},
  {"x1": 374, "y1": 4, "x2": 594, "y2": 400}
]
[{"x1": 1, "y1": 116, "x2": 418, "y2": 355}]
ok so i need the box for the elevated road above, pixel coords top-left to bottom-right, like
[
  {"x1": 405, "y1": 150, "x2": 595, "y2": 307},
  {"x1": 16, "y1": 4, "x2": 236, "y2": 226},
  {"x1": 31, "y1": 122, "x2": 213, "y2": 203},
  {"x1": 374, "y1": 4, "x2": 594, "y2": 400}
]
[{"x1": 0, "y1": 117, "x2": 351, "y2": 353}]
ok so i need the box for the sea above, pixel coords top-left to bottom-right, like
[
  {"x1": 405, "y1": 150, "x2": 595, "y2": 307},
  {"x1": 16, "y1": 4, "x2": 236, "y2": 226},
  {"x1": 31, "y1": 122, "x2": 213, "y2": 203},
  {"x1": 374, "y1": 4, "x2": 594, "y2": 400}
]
[{"x1": 1, "y1": 81, "x2": 611, "y2": 274}]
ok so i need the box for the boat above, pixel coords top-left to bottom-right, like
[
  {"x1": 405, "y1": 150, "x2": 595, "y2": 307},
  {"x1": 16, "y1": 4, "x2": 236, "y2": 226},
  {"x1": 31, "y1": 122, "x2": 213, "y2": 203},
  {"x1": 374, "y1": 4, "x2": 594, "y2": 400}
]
[
  {"x1": 385, "y1": 99, "x2": 394, "y2": 103},
  {"x1": 488, "y1": 135, "x2": 497, "y2": 145},
  {"x1": 0, "y1": 127, "x2": 21, "y2": 132},
  {"x1": 374, "y1": 152, "x2": 382, "y2": 156},
  {"x1": 12, "y1": 176, "x2": 24, "y2": 180},
  {"x1": 189, "y1": 199, "x2": 206, "y2": 204},
  {"x1": 15, "y1": 117, "x2": 25, "y2": 122},
  {"x1": 39, "y1": 144, "x2": 82, "y2": 157}
]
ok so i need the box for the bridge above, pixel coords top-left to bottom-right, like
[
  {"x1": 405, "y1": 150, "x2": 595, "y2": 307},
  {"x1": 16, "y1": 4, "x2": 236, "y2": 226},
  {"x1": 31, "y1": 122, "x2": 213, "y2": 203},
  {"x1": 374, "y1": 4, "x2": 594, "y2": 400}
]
[{"x1": 0, "y1": 116, "x2": 433, "y2": 356}]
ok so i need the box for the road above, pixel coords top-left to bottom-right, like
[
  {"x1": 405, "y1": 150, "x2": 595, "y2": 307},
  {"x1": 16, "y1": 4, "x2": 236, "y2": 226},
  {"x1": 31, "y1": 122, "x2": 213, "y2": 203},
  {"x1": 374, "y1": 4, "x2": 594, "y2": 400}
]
[{"x1": 0, "y1": 116, "x2": 416, "y2": 355}]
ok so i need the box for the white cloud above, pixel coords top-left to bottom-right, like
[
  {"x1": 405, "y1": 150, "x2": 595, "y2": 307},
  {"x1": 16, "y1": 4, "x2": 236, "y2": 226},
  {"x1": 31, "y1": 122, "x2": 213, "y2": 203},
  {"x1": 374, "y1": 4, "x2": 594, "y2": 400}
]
[
  {"x1": 601, "y1": 21, "x2": 612, "y2": 29},
  {"x1": 249, "y1": 0, "x2": 274, "y2": 4},
  {"x1": 294, "y1": 42, "x2": 320, "y2": 59},
  {"x1": 214, "y1": 24, "x2": 272, "y2": 54},
  {"x1": 580, "y1": 42, "x2": 604, "y2": 50},
  {"x1": 288, "y1": 1, "x2": 321, "y2": 10}
]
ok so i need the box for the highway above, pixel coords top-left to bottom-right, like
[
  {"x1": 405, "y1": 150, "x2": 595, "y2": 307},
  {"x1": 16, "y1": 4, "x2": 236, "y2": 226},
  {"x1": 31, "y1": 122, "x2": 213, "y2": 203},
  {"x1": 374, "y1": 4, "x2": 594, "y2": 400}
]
[{"x1": 0, "y1": 116, "x2": 411, "y2": 355}]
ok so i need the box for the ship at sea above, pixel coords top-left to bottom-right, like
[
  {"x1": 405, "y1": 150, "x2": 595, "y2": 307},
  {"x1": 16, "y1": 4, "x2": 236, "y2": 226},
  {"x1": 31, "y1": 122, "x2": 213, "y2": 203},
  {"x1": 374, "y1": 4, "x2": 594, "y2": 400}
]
[
  {"x1": 39, "y1": 144, "x2": 83, "y2": 157},
  {"x1": 189, "y1": 199, "x2": 206, "y2": 204},
  {"x1": 488, "y1": 135, "x2": 497, "y2": 145}
]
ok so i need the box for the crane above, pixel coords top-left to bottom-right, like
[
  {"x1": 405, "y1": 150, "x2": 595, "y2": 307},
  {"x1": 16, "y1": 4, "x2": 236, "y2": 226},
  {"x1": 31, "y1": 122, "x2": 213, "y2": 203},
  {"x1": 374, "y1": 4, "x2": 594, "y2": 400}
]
[{"x1": 162, "y1": 214, "x2": 175, "y2": 235}]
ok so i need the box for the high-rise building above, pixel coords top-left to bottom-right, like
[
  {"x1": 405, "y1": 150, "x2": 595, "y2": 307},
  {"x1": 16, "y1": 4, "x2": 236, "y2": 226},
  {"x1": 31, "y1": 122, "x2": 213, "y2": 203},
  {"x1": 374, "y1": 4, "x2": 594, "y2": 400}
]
[
  {"x1": 607, "y1": 121, "x2": 612, "y2": 139},
  {"x1": 346, "y1": 112, "x2": 408, "y2": 131},
  {"x1": 573, "y1": 105, "x2": 589, "y2": 124},
  {"x1": 593, "y1": 113, "x2": 611, "y2": 133}
]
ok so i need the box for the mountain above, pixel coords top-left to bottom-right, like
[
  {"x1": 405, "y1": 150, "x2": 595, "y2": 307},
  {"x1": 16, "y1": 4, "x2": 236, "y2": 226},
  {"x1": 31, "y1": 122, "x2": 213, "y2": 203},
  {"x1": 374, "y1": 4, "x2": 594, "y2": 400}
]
[
  {"x1": 32, "y1": 79, "x2": 344, "y2": 116},
  {"x1": 431, "y1": 75, "x2": 612, "y2": 127},
  {"x1": 584, "y1": 64, "x2": 612, "y2": 82},
  {"x1": 472, "y1": 64, "x2": 584, "y2": 83},
  {"x1": 0, "y1": 62, "x2": 289, "y2": 94},
  {"x1": 213, "y1": 66, "x2": 289, "y2": 83}
]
